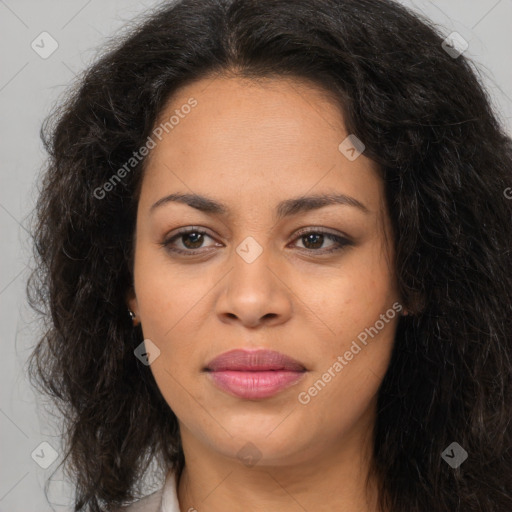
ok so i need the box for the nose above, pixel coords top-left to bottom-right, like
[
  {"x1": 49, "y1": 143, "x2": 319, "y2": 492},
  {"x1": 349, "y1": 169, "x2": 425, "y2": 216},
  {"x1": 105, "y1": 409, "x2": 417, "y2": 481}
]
[{"x1": 214, "y1": 246, "x2": 293, "y2": 329}]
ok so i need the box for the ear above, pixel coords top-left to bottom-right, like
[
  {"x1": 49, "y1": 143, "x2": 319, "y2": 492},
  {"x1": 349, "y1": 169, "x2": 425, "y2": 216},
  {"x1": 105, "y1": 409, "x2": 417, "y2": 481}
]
[{"x1": 126, "y1": 287, "x2": 138, "y2": 316}]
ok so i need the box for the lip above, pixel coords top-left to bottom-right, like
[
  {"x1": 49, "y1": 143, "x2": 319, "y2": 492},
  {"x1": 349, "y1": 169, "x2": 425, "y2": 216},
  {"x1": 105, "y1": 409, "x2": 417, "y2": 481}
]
[{"x1": 204, "y1": 349, "x2": 307, "y2": 399}]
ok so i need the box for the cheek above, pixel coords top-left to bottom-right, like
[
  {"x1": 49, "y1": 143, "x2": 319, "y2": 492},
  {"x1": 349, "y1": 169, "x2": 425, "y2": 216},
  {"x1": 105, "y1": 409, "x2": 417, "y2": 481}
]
[
  {"x1": 304, "y1": 244, "x2": 397, "y2": 345},
  {"x1": 297, "y1": 312, "x2": 397, "y2": 439},
  {"x1": 134, "y1": 243, "x2": 204, "y2": 334},
  {"x1": 297, "y1": 238, "x2": 399, "y2": 407}
]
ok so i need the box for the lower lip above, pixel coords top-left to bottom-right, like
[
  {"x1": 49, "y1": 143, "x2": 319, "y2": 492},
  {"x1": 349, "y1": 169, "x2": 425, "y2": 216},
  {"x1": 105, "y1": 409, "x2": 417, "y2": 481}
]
[{"x1": 207, "y1": 370, "x2": 306, "y2": 399}]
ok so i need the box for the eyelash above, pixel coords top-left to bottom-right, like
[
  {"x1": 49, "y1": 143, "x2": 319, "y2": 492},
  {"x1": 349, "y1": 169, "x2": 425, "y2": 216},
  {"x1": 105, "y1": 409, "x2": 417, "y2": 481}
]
[{"x1": 160, "y1": 226, "x2": 352, "y2": 256}]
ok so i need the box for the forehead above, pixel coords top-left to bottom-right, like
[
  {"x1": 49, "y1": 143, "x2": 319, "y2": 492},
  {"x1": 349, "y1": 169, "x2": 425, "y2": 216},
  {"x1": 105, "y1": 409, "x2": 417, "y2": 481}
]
[
  {"x1": 140, "y1": 75, "x2": 382, "y2": 214},
  {"x1": 155, "y1": 75, "x2": 342, "y2": 151}
]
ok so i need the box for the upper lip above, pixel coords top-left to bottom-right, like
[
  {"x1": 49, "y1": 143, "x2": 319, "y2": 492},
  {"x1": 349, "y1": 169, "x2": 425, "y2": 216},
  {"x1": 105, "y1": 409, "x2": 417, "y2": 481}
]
[{"x1": 205, "y1": 349, "x2": 306, "y2": 372}]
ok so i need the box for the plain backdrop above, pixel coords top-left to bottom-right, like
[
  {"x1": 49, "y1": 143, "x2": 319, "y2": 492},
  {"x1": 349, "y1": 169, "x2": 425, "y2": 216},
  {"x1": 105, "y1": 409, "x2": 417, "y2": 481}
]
[{"x1": 1, "y1": 0, "x2": 511, "y2": 510}]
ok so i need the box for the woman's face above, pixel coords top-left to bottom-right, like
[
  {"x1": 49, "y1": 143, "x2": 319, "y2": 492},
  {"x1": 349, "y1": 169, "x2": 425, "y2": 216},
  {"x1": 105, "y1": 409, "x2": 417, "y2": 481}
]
[{"x1": 128, "y1": 75, "x2": 402, "y2": 467}]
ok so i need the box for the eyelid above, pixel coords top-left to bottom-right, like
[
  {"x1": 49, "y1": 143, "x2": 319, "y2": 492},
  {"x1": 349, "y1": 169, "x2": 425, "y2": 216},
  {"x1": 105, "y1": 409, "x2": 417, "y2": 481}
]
[{"x1": 291, "y1": 225, "x2": 350, "y2": 241}]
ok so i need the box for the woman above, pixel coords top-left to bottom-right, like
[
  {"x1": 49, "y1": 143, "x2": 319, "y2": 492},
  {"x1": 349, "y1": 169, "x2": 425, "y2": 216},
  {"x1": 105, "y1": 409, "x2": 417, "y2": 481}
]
[{"x1": 27, "y1": 0, "x2": 512, "y2": 511}]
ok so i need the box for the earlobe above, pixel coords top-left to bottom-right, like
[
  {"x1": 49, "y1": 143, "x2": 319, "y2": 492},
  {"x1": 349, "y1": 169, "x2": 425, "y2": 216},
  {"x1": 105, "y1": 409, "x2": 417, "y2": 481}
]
[
  {"x1": 127, "y1": 309, "x2": 140, "y2": 326},
  {"x1": 125, "y1": 289, "x2": 140, "y2": 326}
]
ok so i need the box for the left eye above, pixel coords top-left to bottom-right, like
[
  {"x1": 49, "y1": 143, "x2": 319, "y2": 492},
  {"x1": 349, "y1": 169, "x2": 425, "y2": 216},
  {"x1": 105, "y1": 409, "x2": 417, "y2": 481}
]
[
  {"x1": 161, "y1": 228, "x2": 351, "y2": 255},
  {"x1": 293, "y1": 230, "x2": 351, "y2": 253}
]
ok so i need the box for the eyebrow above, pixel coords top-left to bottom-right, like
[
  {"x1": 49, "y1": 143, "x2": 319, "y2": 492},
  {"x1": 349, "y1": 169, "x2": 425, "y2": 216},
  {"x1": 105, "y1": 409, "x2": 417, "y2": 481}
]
[{"x1": 150, "y1": 192, "x2": 370, "y2": 219}]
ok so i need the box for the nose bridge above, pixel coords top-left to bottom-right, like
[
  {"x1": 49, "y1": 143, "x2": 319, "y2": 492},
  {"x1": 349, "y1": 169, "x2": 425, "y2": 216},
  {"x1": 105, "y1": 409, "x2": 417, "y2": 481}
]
[
  {"x1": 215, "y1": 233, "x2": 291, "y2": 327},
  {"x1": 229, "y1": 233, "x2": 275, "y2": 297}
]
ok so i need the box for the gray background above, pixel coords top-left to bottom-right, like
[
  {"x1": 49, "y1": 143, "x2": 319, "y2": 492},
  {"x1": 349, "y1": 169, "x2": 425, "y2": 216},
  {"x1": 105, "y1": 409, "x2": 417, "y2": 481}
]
[{"x1": 1, "y1": 0, "x2": 511, "y2": 510}]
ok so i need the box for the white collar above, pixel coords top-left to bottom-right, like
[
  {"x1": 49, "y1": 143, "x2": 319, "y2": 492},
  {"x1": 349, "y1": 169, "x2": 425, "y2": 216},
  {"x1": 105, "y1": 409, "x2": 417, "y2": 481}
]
[
  {"x1": 120, "y1": 468, "x2": 180, "y2": 511},
  {"x1": 160, "y1": 469, "x2": 181, "y2": 512}
]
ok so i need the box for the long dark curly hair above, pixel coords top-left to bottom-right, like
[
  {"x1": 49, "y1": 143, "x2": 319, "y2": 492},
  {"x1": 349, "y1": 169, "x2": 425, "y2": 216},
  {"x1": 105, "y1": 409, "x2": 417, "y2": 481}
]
[{"x1": 27, "y1": 0, "x2": 512, "y2": 510}]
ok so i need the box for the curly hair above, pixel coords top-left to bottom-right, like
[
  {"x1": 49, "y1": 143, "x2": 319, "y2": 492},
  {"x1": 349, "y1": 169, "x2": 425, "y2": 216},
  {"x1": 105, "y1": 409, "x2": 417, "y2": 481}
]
[{"x1": 27, "y1": 0, "x2": 512, "y2": 510}]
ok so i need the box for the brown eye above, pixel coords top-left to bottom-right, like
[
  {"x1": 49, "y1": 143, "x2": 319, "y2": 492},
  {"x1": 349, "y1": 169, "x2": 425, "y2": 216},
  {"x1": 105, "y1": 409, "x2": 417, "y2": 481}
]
[
  {"x1": 300, "y1": 233, "x2": 325, "y2": 250},
  {"x1": 292, "y1": 229, "x2": 352, "y2": 254},
  {"x1": 180, "y1": 231, "x2": 206, "y2": 249},
  {"x1": 161, "y1": 228, "x2": 221, "y2": 255}
]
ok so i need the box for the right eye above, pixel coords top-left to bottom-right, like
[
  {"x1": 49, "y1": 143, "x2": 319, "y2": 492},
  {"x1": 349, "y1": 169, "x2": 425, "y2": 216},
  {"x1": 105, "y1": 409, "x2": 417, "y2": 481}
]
[{"x1": 161, "y1": 227, "x2": 223, "y2": 255}]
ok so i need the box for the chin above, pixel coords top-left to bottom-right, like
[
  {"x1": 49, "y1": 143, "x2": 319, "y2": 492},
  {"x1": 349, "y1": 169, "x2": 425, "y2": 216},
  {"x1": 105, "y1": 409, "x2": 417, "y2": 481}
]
[{"x1": 203, "y1": 417, "x2": 316, "y2": 466}]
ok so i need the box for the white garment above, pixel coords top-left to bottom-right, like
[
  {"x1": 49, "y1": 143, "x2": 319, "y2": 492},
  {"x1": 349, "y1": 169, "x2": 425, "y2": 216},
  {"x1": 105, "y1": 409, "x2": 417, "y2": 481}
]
[{"x1": 119, "y1": 469, "x2": 181, "y2": 512}]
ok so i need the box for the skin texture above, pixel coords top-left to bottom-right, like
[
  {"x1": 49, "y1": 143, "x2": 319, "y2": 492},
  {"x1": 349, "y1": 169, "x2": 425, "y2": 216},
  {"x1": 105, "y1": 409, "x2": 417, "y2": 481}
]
[{"x1": 127, "y1": 75, "x2": 404, "y2": 512}]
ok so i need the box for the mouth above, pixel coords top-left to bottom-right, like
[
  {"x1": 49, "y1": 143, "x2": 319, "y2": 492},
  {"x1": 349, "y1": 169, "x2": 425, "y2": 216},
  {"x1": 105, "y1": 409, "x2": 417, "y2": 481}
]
[{"x1": 204, "y1": 349, "x2": 307, "y2": 400}]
